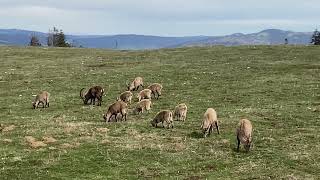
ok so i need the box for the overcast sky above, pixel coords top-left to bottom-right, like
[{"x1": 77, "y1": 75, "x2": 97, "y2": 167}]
[{"x1": 0, "y1": 0, "x2": 319, "y2": 36}]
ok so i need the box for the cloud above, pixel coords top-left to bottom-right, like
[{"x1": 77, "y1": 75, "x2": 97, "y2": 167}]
[{"x1": 0, "y1": 0, "x2": 319, "y2": 35}]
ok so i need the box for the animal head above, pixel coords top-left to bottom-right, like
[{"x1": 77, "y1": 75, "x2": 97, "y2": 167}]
[
  {"x1": 244, "y1": 143, "x2": 251, "y2": 152},
  {"x1": 32, "y1": 101, "x2": 36, "y2": 109},
  {"x1": 79, "y1": 88, "x2": 87, "y2": 104},
  {"x1": 150, "y1": 120, "x2": 156, "y2": 127},
  {"x1": 103, "y1": 114, "x2": 108, "y2": 121}
]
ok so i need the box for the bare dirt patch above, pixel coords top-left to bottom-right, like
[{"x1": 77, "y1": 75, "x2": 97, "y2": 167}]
[{"x1": 25, "y1": 136, "x2": 47, "y2": 148}]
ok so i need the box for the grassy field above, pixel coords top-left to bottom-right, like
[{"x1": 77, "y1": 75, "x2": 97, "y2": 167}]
[{"x1": 0, "y1": 45, "x2": 320, "y2": 179}]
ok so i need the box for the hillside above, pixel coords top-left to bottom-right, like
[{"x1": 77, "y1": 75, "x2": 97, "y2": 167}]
[
  {"x1": 178, "y1": 29, "x2": 312, "y2": 47},
  {"x1": 0, "y1": 46, "x2": 319, "y2": 179},
  {"x1": 0, "y1": 29, "x2": 313, "y2": 49}
]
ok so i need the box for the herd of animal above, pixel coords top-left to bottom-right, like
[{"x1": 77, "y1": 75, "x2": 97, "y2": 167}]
[{"x1": 32, "y1": 77, "x2": 253, "y2": 152}]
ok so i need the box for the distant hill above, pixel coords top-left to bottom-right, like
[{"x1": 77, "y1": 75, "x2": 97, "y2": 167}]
[
  {"x1": 0, "y1": 29, "x2": 313, "y2": 49},
  {"x1": 177, "y1": 29, "x2": 312, "y2": 47}
]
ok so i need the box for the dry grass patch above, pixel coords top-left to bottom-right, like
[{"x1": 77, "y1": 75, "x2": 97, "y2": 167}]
[
  {"x1": 2, "y1": 125, "x2": 16, "y2": 132},
  {"x1": 42, "y1": 136, "x2": 57, "y2": 144},
  {"x1": 60, "y1": 142, "x2": 81, "y2": 149}
]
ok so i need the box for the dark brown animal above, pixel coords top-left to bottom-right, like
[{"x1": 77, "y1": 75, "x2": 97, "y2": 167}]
[{"x1": 80, "y1": 86, "x2": 104, "y2": 106}]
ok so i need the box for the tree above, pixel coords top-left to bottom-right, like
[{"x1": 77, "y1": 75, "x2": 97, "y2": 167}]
[
  {"x1": 311, "y1": 29, "x2": 320, "y2": 45},
  {"x1": 56, "y1": 29, "x2": 70, "y2": 47},
  {"x1": 47, "y1": 27, "x2": 70, "y2": 47},
  {"x1": 29, "y1": 34, "x2": 41, "y2": 46}
]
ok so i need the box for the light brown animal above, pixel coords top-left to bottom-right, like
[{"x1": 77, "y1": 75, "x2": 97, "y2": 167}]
[
  {"x1": 117, "y1": 91, "x2": 133, "y2": 104},
  {"x1": 137, "y1": 89, "x2": 152, "y2": 101},
  {"x1": 147, "y1": 83, "x2": 163, "y2": 99},
  {"x1": 80, "y1": 86, "x2": 104, "y2": 106},
  {"x1": 103, "y1": 101, "x2": 128, "y2": 122},
  {"x1": 236, "y1": 119, "x2": 253, "y2": 152},
  {"x1": 32, "y1": 91, "x2": 50, "y2": 109},
  {"x1": 127, "y1": 77, "x2": 144, "y2": 91},
  {"x1": 174, "y1": 103, "x2": 188, "y2": 121},
  {"x1": 150, "y1": 110, "x2": 173, "y2": 128},
  {"x1": 134, "y1": 99, "x2": 152, "y2": 114},
  {"x1": 201, "y1": 108, "x2": 219, "y2": 137}
]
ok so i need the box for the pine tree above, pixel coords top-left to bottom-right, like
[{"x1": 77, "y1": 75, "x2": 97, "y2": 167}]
[
  {"x1": 56, "y1": 29, "x2": 70, "y2": 47},
  {"x1": 47, "y1": 27, "x2": 70, "y2": 47},
  {"x1": 311, "y1": 29, "x2": 320, "y2": 45}
]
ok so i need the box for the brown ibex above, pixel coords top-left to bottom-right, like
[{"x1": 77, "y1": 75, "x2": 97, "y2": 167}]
[
  {"x1": 127, "y1": 77, "x2": 144, "y2": 91},
  {"x1": 32, "y1": 91, "x2": 50, "y2": 109},
  {"x1": 147, "y1": 83, "x2": 163, "y2": 99},
  {"x1": 103, "y1": 101, "x2": 128, "y2": 122},
  {"x1": 80, "y1": 86, "x2": 104, "y2": 106}
]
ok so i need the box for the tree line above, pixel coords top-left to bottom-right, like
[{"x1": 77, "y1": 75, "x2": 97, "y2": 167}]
[{"x1": 29, "y1": 27, "x2": 72, "y2": 47}]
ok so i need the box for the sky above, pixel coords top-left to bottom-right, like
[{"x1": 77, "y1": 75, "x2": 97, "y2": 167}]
[{"x1": 0, "y1": 0, "x2": 319, "y2": 36}]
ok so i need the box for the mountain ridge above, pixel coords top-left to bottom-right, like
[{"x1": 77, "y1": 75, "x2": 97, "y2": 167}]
[{"x1": 0, "y1": 28, "x2": 313, "y2": 49}]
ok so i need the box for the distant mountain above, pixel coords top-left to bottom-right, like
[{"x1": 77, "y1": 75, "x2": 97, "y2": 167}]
[
  {"x1": 178, "y1": 29, "x2": 312, "y2": 47},
  {"x1": 0, "y1": 28, "x2": 313, "y2": 49},
  {"x1": 69, "y1": 34, "x2": 209, "y2": 49},
  {"x1": 0, "y1": 29, "x2": 47, "y2": 46}
]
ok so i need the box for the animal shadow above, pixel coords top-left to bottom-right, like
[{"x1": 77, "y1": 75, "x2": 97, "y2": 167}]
[{"x1": 189, "y1": 131, "x2": 203, "y2": 139}]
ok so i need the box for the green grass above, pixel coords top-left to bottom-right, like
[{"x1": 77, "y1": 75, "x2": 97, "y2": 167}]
[{"x1": 0, "y1": 45, "x2": 320, "y2": 179}]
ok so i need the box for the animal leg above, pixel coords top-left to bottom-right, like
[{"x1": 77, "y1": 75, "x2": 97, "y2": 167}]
[
  {"x1": 97, "y1": 97, "x2": 102, "y2": 106},
  {"x1": 237, "y1": 136, "x2": 240, "y2": 151},
  {"x1": 215, "y1": 122, "x2": 220, "y2": 134}
]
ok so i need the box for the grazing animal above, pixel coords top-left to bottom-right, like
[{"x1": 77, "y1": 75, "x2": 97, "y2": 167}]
[
  {"x1": 32, "y1": 91, "x2": 50, "y2": 109},
  {"x1": 236, "y1": 119, "x2": 253, "y2": 152},
  {"x1": 127, "y1": 77, "x2": 144, "y2": 91},
  {"x1": 150, "y1": 110, "x2": 173, "y2": 128},
  {"x1": 137, "y1": 89, "x2": 152, "y2": 101},
  {"x1": 134, "y1": 99, "x2": 152, "y2": 114},
  {"x1": 117, "y1": 91, "x2": 133, "y2": 104},
  {"x1": 80, "y1": 86, "x2": 104, "y2": 106},
  {"x1": 147, "y1": 83, "x2": 163, "y2": 99},
  {"x1": 201, "y1": 108, "x2": 219, "y2": 137},
  {"x1": 103, "y1": 101, "x2": 128, "y2": 122},
  {"x1": 174, "y1": 103, "x2": 188, "y2": 121}
]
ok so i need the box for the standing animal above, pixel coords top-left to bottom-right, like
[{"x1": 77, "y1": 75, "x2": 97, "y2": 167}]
[
  {"x1": 173, "y1": 103, "x2": 188, "y2": 121},
  {"x1": 236, "y1": 119, "x2": 253, "y2": 152},
  {"x1": 32, "y1": 91, "x2": 50, "y2": 109},
  {"x1": 117, "y1": 91, "x2": 133, "y2": 104},
  {"x1": 127, "y1": 77, "x2": 144, "y2": 91},
  {"x1": 150, "y1": 110, "x2": 173, "y2": 128},
  {"x1": 134, "y1": 99, "x2": 152, "y2": 114},
  {"x1": 137, "y1": 89, "x2": 152, "y2": 101},
  {"x1": 147, "y1": 83, "x2": 163, "y2": 99},
  {"x1": 103, "y1": 101, "x2": 128, "y2": 122},
  {"x1": 201, "y1": 108, "x2": 219, "y2": 137},
  {"x1": 80, "y1": 86, "x2": 104, "y2": 106}
]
